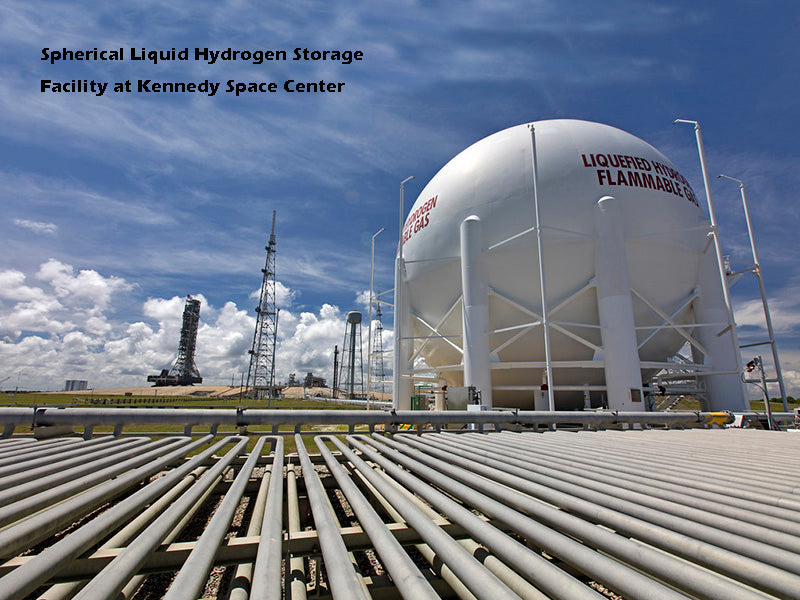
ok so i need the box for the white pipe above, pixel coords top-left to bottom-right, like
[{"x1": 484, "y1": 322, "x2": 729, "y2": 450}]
[
  {"x1": 674, "y1": 120, "x2": 747, "y2": 405},
  {"x1": 460, "y1": 216, "x2": 493, "y2": 408}
]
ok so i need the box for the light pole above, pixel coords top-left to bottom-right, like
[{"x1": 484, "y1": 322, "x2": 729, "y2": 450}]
[
  {"x1": 393, "y1": 176, "x2": 415, "y2": 409},
  {"x1": 399, "y1": 176, "x2": 415, "y2": 258},
  {"x1": 718, "y1": 174, "x2": 788, "y2": 411},
  {"x1": 13, "y1": 371, "x2": 20, "y2": 405},
  {"x1": 674, "y1": 119, "x2": 746, "y2": 390},
  {"x1": 367, "y1": 227, "x2": 385, "y2": 410}
]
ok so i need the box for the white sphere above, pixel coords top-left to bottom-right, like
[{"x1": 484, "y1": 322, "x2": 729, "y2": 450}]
[{"x1": 400, "y1": 119, "x2": 708, "y2": 408}]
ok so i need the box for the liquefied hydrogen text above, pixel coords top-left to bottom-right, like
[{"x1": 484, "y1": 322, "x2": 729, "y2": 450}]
[
  {"x1": 581, "y1": 152, "x2": 699, "y2": 206},
  {"x1": 41, "y1": 47, "x2": 364, "y2": 65}
]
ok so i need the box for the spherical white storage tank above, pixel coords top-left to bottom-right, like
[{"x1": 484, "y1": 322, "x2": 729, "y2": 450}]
[{"x1": 395, "y1": 119, "x2": 746, "y2": 411}]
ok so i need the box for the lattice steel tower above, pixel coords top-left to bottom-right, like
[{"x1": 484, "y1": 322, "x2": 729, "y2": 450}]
[
  {"x1": 369, "y1": 294, "x2": 387, "y2": 398},
  {"x1": 246, "y1": 211, "x2": 279, "y2": 399}
]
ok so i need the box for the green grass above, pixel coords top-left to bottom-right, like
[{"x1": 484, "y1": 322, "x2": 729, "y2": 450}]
[
  {"x1": 0, "y1": 391, "x2": 364, "y2": 410},
  {"x1": 749, "y1": 399, "x2": 799, "y2": 412},
  {"x1": 0, "y1": 392, "x2": 371, "y2": 455}
]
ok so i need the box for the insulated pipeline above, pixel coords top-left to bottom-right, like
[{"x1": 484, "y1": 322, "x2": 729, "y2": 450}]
[
  {"x1": 336, "y1": 436, "x2": 607, "y2": 600},
  {"x1": 0, "y1": 425, "x2": 796, "y2": 600},
  {"x1": 294, "y1": 435, "x2": 369, "y2": 600},
  {"x1": 227, "y1": 440, "x2": 283, "y2": 600},
  {"x1": 472, "y1": 432, "x2": 800, "y2": 528},
  {"x1": 249, "y1": 436, "x2": 285, "y2": 600},
  {"x1": 314, "y1": 436, "x2": 441, "y2": 600},
  {"x1": 164, "y1": 437, "x2": 271, "y2": 600},
  {"x1": 70, "y1": 437, "x2": 250, "y2": 600},
  {"x1": 0, "y1": 434, "x2": 223, "y2": 600},
  {"x1": 357, "y1": 433, "x2": 781, "y2": 600}
]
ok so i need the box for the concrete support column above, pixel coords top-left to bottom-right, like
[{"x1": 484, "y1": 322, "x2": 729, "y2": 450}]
[
  {"x1": 460, "y1": 215, "x2": 493, "y2": 408},
  {"x1": 392, "y1": 255, "x2": 413, "y2": 410},
  {"x1": 693, "y1": 246, "x2": 748, "y2": 411},
  {"x1": 594, "y1": 196, "x2": 643, "y2": 410}
]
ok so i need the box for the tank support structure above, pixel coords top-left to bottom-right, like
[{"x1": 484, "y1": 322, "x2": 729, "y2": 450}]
[
  {"x1": 594, "y1": 197, "x2": 644, "y2": 410},
  {"x1": 460, "y1": 216, "x2": 493, "y2": 408}
]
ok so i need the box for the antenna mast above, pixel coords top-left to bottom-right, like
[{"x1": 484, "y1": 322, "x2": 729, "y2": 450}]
[
  {"x1": 246, "y1": 211, "x2": 278, "y2": 400},
  {"x1": 369, "y1": 293, "x2": 387, "y2": 400}
]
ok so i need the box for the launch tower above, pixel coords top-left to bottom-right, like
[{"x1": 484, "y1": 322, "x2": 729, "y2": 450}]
[{"x1": 147, "y1": 295, "x2": 203, "y2": 386}]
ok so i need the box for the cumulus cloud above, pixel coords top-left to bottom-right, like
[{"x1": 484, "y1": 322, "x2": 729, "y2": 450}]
[
  {"x1": 37, "y1": 259, "x2": 132, "y2": 310},
  {"x1": 249, "y1": 280, "x2": 297, "y2": 309},
  {"x1": 0, "y1": 260, "x2": 393, "y2": 392},
  {"x1": 733, "y1": 285, "x2": 800, "y2": 401},
  {"x1": 355, "y1": 289, "x2": 371, "y2": 310},
  {"x1": 0, "y1": 269, "x2": 49, "y2": 302},
  {"x1": 275, "y1": 304, "x2": 344, "y2": 385},
  {"x1": 735, "y1": 288, "x2": 800, "y2": 337},
  {"x1": 13, "y1": 218, "x2": 57, "y2": 234}
]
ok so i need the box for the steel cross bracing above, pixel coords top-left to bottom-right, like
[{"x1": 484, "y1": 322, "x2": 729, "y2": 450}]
[
  {"x1": 246, "y1": 210, "x2": 278, "y2": 400},
  {"x1": 369, "y1": 296, "x2": 387, "y2": 398},
  {"x1": 0, "y1": 425, "x2": 798, "y2": 600}
]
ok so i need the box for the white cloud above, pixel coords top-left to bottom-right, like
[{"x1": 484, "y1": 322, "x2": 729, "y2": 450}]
[
  {"x1": 0, "y1": 171, "x2": 175, "y2": 228},
  {"x1": 0, "y1": 260, "x2": 396, "y2": 391},
  {"x1": 13, "y1": 218, "x2": 57, "y2": 234},
  {"x1": 275, "y1": 304, "x2": 344, "y2": 385},
  {"x1": 37, "y1": 259, "x2": 133, "y2": 310},
  {"x1": 0, "y1": 295, "x2": 72, "y2": 340},
  {"x1": 249, "y1": 280, "x2": 297, "y2": 308},
  {"x1": 355, "y1": 289, "x2": 371, "y2": 311},
  {"x1": 735, "y1": 284, "x2": 800, "y2": 337},
  {"x1": 0, "y1": 269, "x2": 49, "y2": 302}
]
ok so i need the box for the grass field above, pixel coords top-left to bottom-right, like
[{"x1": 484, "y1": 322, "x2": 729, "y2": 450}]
[
  {"x1": 0, "y1": 392, "x2": 371, "y2": 454},
  {"x1": 0, "y1": 391, "x2": 365, "y2": 409}
]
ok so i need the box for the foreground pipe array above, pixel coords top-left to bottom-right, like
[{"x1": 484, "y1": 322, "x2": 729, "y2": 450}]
[{"x1": 0, "y1": 427, "x2": 798, "y2": 599}]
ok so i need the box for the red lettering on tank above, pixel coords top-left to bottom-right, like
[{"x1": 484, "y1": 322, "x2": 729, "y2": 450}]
[
  {"x1": 402, "y1": 194, "x2": 439, "y2": 245},
  {"x1": 582, "y1": 150, "x2": 697, "y2": 207}
]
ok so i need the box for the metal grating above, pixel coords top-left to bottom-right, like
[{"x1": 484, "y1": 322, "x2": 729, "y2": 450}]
[{"x1": 0, "y1": 428, "x2": 798, "y2": 600}]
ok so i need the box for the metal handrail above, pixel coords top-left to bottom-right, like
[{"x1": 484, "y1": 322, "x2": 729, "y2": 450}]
[{"x1": 0, "y1": 407, "x2": 735, "y2": 430}]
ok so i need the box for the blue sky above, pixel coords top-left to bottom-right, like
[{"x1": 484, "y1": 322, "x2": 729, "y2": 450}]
[{"x1": 1, "y1": 0, "x2": 798, "y2": 397}]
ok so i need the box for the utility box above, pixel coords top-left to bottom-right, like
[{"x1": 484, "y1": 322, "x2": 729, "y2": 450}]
[{"x1": 445, "y1": 387, "x2": 470, "y2": 410}]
